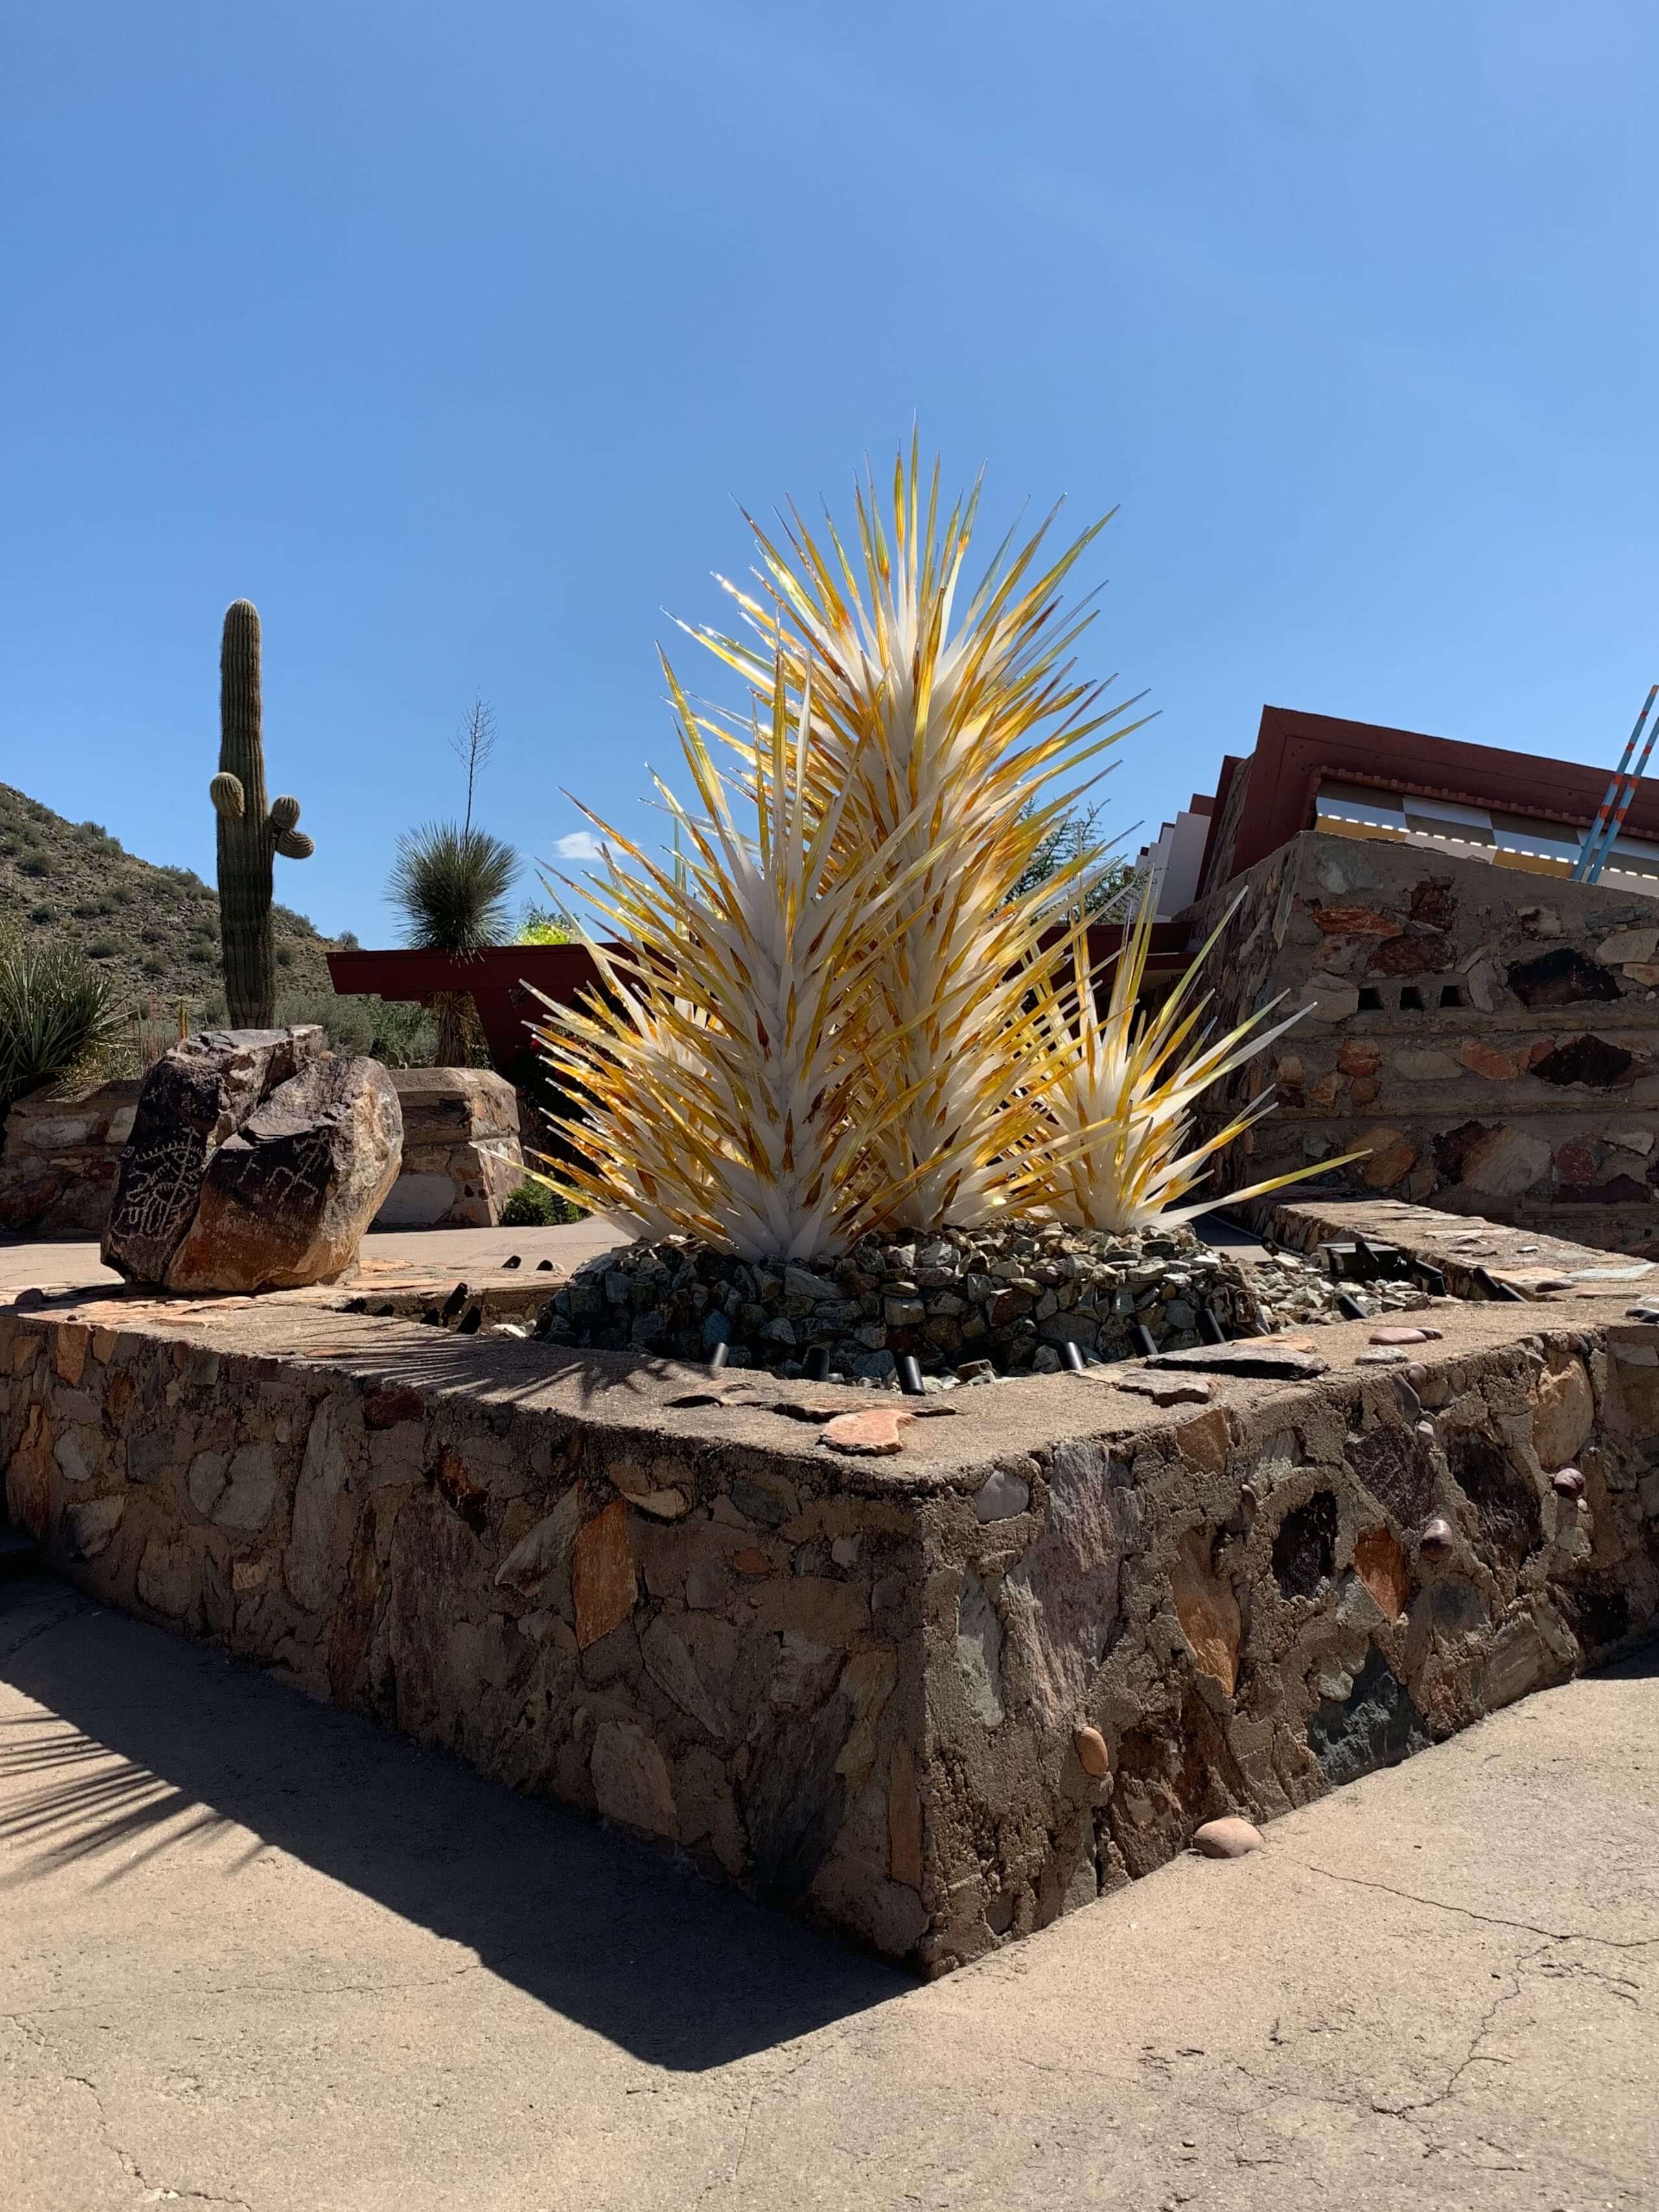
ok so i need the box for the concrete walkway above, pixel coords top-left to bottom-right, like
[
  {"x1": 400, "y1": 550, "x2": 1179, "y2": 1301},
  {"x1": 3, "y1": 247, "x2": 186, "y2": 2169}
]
[
  {"x1": 1, "y1": 1570, "x2": 1653, "y2": 2211},
  {"x1": 0, "y1": 1215, "x2": 636, "y2": 1300}
]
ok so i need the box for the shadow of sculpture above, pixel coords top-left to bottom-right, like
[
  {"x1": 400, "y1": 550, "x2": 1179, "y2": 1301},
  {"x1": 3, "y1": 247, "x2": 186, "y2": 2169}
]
[{"x1": 0, "y1": 1573, "x2": 905, "y2": 2070}]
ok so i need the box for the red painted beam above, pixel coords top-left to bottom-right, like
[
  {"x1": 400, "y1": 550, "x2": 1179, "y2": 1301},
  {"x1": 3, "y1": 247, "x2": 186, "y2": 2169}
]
[
  {"x1": 327, "y1": 945, "x2": 612, "y2": 1074},
  {"x1": 328, "y1": 922, "x2": 1198, "y2": 1079}
]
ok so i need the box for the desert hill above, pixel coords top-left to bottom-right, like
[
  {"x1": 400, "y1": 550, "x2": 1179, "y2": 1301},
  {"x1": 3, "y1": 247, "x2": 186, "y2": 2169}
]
[{"x1": 0, "y1": 781, "x2": 340, "y2": 1043}]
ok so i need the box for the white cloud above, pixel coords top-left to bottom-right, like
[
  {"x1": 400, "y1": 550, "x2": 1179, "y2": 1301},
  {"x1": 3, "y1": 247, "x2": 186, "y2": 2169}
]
[{"x1": 552, "y1": 830, "x2": 606, "y2": 860}]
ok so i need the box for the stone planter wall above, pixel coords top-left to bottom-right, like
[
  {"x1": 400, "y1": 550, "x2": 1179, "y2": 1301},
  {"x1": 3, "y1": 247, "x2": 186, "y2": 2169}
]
[
  {"x1": 0, "y1": 1080, "x2": 139, "y2": 1239},
  {"x1": 1186, "y1": 829, "x2": 1659, "y2": 1254},
  {"x1": 4, "y1": 1267, "x2": 1657, "y2": 1973},
  {"x1": 372, "y1": 1068, "x2": 524, "y2": 1230}
]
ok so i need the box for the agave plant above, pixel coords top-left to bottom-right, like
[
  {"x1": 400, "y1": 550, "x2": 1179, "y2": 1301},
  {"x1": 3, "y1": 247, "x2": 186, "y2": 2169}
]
[
  {"x1": 1012, "y1": 888, "x2": 1359, "y2": 1230},
  {"x1": 686, "y1": 438, "x2": 1152, "y2": 1229},
  {"x1": 530, "y1": 656, "x2": 938, "y2": 1260}
]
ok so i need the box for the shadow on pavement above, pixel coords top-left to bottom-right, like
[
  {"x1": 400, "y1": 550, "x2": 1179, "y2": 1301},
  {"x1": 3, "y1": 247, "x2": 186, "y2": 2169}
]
[{"x1": 0, "y1": 1572, "x2": 906, "y2": 2071}]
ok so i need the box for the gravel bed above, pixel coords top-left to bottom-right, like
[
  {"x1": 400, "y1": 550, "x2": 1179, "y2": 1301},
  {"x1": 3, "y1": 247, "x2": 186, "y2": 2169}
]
[{"x1": 532, "y1": 1221, "x2": 1432, "y2": 1385}]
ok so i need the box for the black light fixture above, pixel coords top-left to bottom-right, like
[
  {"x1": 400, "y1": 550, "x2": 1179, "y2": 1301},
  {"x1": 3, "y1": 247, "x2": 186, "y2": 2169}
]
[
  {"x1": 707, "y1": 1341, "x2": 730, "y2": 1374},
  {"x1": 804, "y1": 1347, "x2": 831, "y2": 1381},
  {"x1": 897, "y1": 1354, "x2": 925, "y2": 1396}
]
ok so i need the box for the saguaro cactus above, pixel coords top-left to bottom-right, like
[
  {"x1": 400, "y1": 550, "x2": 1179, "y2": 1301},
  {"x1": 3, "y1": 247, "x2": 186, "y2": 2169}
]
[{"x1": 211, "y1": 599, "x2": 314, "y2": 1027}]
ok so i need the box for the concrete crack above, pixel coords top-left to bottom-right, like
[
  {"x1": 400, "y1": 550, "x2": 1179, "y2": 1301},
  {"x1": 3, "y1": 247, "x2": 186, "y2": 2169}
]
[
  {"x1": 1378, "y1": 1942, "x2": 1549, "y2": 2121},
  {"x1": 0, "y1": 1601, "x2": 93, "y2": 1663},
  {"x1": 691, "y1": 2040, "x2": 828, "y2": 2207},
  {"x1": 8, "y1": 2006, "x2": 254, "y2": 2209},
  {"x1": 1294, "y1": 1861, "x2": 1659, "y2": 1951}
]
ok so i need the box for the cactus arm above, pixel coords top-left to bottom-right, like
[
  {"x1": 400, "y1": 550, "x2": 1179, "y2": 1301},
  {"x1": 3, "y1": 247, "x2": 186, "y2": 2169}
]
[
  {"x1": 274, "y1": 827, "x2": 315, "y2": 859},
  {"x1": 269, "y1": 794, "x2": 301, "y2": 832},
  {"x1": 211, "y1": 772, "x2": 245, "y2": 819}
]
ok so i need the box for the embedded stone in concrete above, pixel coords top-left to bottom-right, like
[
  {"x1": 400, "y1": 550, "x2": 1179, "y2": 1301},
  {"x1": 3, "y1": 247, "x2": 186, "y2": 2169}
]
[
  {"x1": 1352, "y1": 1527, "x2": 1410, "y2": 1621},
  {"x1": 1461, "y1": 1125, "x2": 1552, "y2": 1199},
  {"x1": 1170, "y1": 1529, "x2": 1242, "y2": 1696},
  {"x1": 1193, "y1": 1816, "x2": 1263, "y2": 1858},
  {"x1": 1505, "y1": 945, "x2": 1621, "y2": 1008},
  {"x1": 955, "y1": 1570, "x2": 1005, "y2": 1729},
  {"x1": 1305, "y1": 1648, "x2": 1429, "y2": 1784},
  {"x1": 1271, "y1": 1492, "x2": 1338, "y2": 1599},
  {"x1": 59, "y1": 1493, "x2": 124, "y2": 1560},
  {"x1": 1530, "y1": 1033, "x2": 1637, "y2": 1089},
  {"x1": 822, "y1": 1407, "x2": 914, "y2": 1455},
  {"x1": 1531, "y1": 1355, "x2": 1594, "y2": 1469},
  {"x1": 1073, "y1": 1725, "x2": 1110, "y2": 1778},
  {"x1": 590, "y1": 1720, "x2": 678, "y2": 1840},
  {"x1": 572, "y1": 1499, "x2": 636, "y2": 1649},
  {"x1": 972, "y1": 1468, "x2": 1031, "y2": 1522},
  {"x1": 1358, "y1": 1127, "x2": 1419, "y2": 1189}
]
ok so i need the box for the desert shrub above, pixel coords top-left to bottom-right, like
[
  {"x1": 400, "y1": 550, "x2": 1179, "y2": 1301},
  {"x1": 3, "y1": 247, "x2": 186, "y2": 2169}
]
[
  {"x1": 141, "y1": 953, "x2": 167, "y2": 978},
  {"x1": 29, "y1": 906, "x2": 55, "y2": 925},
  {"x1": 86, "y1": 938, "x2": 119, "y2": 959},
  {"x1": 0, "y1": 931, "x2": 122, "y2": 1114},
  {"x1": 517, "y1": 901, "x2": 578, "y2": 945},
  {"x1": 18, "y1": 854, "x2": 51, "y2": 878},
  {"x1": 272, "y1": 989, "x2": 437, "y2": 1068},
  {"x1": 500, "y1": 1177, "x2": 582, "y2": 1228}
]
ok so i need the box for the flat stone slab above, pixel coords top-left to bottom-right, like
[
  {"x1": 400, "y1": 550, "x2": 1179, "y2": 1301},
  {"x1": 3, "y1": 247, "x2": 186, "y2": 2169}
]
[
  {"x1": 1104, "y1": 1372, "x2": 1215, "y2": 1406},
  {"x1": 1145, "y1": 1341, "x2": 1330, "y2": 1379}
]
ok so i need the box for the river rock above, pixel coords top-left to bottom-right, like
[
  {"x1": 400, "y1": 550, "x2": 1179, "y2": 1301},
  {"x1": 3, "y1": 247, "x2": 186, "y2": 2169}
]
[
  {"x1": 102, "y1": 1028, "x2": 402, "y2": 1293},
  {"x1": 1193, "y1": 1816, "x2": 1264, "y2": 1858}
]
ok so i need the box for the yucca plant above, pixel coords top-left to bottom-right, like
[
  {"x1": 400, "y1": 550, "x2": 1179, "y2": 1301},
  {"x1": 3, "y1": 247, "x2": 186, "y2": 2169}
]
[
  {"x1": 0, "y1": 932, "x2": 122, "y2": 1118},
  {"x1": 1012, "y1": 888, "x2": 1362, "y2": 1230},
  {"x1": 687, "y1": 438, "x2": 1152, "y2": 1229},
  {"x1": 387, "y1": 821, "x2": 517, "y2": 1065},
  {"x1": 531, "y1": 657, "x2": 940, "y2": 1259}
]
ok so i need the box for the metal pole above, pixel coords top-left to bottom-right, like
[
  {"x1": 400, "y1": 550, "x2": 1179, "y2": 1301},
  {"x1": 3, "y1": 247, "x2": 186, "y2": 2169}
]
[
  {"x1": 1583, "y1": 686, "x2": 1659, "y2": 884},
  {"x1": 1573, "y1": 685, "x2": 1658, "y2": 880}
]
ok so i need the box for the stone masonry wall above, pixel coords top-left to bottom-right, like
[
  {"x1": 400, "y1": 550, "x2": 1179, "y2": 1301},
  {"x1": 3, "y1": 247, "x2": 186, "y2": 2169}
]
[
  {"x1": 4, "y1": 1282, "x2": 1658, "y2": 1973},
  {"x1": 1186, "y1": 829, "x2": 1659, "y2": 1252},
  {"x1": 0, "y1": 1080, "x2": 139, "y2": 1238},
  {"x1": 373, "y1": 1067, "x2": 525, "y2": 1229}
]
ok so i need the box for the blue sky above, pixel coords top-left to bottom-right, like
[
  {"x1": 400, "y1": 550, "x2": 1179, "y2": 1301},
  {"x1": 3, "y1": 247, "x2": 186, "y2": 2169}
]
[{"x1": 4, "y1": 2, "x2": 1656, "y2": 939}]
